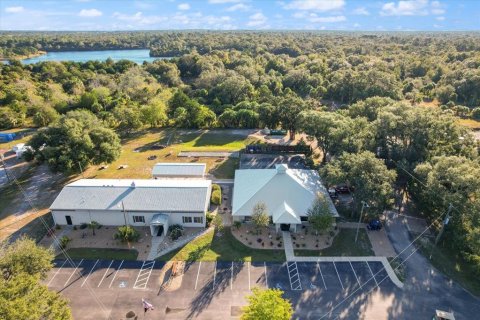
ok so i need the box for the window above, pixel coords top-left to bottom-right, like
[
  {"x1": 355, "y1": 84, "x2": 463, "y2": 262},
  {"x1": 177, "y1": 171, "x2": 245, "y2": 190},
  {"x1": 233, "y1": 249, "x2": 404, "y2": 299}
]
[
  {"x1": 182, "y1": 216, "x2": 193, "y2": 224},
  {"x1": 193, "y1": 217, "x2": 203, "y2": 224},
  {"x1": 244, "y1": 216, "x2": 252, "y2": 222},
  {"x1": 133, "y1": 216, "x2": 145, "y2": 223},
  {"x1": 300, "y1": 216, "x2": 309, "y2": 222}
]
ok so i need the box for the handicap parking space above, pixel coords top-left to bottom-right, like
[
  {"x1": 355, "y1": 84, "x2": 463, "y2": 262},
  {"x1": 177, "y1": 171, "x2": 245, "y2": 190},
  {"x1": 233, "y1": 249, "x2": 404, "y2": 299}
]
[
  {"x1": 297, "y1": 262, "x2": 326, "y2": 291},
  {"x1": 266, "y1": 263, "x2": 291, "y2": 291}
]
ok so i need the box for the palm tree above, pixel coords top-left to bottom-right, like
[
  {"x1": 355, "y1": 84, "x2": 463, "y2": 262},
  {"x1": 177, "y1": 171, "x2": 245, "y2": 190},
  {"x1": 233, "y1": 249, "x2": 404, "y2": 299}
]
[{"x1": 88, "y1": 221, "x2": 99, "y2": 236}]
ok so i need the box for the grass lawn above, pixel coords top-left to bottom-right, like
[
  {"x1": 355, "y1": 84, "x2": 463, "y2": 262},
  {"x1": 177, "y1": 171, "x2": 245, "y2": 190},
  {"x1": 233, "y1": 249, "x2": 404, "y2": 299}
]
[
  {"x1": 85, "y1": 128, "x2": 258, "y2": 180},
  {"x1": 294, "y1": 228, "x2": 374, "y2": 257},
  {"x1": 158, "y1": 227, "x2": 285, "y2": 262},
  {"x1": 458, "y1": 118, "x2": 480, "y2": 130},
  {"x1": 56, "y1": 248, "x2": 138, "y2": 260},
  {"x1": 0, "y1": 166, "x2": 36, "y2": 219},
  {"x1": 419, "y1": 240, "x2": 480, "y2": 296}
]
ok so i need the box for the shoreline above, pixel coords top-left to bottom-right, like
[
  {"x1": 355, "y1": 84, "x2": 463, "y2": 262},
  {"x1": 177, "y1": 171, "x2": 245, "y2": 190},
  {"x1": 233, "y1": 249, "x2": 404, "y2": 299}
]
[{"x1": 0, "y1": 50, "x2": 47, "y2": 61}]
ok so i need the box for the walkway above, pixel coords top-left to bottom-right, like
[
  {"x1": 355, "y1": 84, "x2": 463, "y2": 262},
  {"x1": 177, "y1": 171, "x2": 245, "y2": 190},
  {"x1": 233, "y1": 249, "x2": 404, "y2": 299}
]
[
  {"x1": 146, "y1": 233, "x2": 166, "y2": 260},
  {"x1": 282, "y1": 231, "x2": 294, "y2": 260}
]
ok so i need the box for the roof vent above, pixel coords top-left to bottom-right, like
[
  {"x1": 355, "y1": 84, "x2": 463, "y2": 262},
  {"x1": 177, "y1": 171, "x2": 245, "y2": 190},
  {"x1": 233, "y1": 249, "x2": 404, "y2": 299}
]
[
  {"x1": 131, "y1": 181, "x2": 136, "y2": 188},
  {"x1": 275, "y1": 164, "x2": 288, "y2": 174}
]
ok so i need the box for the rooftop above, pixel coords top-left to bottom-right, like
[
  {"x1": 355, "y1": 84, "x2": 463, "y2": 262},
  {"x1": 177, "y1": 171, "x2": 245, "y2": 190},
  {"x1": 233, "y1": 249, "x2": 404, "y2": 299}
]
[{"x1": 152, "y1": 162, "x2": 206, "y2": 177}]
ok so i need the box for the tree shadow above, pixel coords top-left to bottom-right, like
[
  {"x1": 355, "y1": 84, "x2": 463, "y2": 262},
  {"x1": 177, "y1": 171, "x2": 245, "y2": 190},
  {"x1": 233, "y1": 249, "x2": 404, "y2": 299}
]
[{"x1": 210, "y1": 157, "x2": 239, "y2": 179}]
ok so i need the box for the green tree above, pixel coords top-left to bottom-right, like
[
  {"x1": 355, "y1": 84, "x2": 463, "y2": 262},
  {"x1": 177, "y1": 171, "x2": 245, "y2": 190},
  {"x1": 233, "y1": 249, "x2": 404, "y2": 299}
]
[
  {"x1": 322, "y1": 151, "x2": 396, "y2": 215},
  {"x1": 88, "y1": 221, "x2": 100, "y2": 236},
  {"x1": 212, "y1": 214, "x2": 224, "y2": 233},
  {"x1": 307, "y1": 194, "x2": 334, "y2": 235},
  {"x1": 114, "y1": 225, "x2": 140, "y2": 243},
  {"x1": 277, "y1": 93, "x2": 308, "y2": 140},
  {"x1": 32, "y1": 106, "x2": 59, "y2": 127},
  {"x1": 251, "y1": 202, "x2": 269, "y2": 234},
  {"x1": 241, "y1": 288, "x2": 292, "y2": 320}
]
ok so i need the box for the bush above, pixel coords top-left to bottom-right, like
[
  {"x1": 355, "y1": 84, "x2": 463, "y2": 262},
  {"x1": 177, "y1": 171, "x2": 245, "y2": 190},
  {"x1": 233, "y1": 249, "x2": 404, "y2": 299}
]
[
  {"x1": 169, "y1": 224, "x2": 184, "y2": 241},
  {"x1": 233, "y1": 220, "x2": 242, "y2": 230},
  {"x1": 206, "y1": 212, "x2": 214, "y2": 227},
  {"x1": 80, "y1": 223, "x2": 87, "y2": 230},
  {"x1": 212, "y1": 184, "x2": 221, "y2": 192},
  {"x1": 55, "y1": 224, "x2": 61, "y2": 230},
  {"x1": 211, "y1": 188, "x2": 222, "y2": 205},
  {"x1": 59, "y1": 236, "x2": 70, "y2": 249},
  {"x1": 114, "y1": 225, "x2": 140, "y2": 243}
]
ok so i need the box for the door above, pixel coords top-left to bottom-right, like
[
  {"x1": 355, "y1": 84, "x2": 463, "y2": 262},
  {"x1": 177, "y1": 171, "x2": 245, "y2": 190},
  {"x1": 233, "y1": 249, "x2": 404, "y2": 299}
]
[
  {"x1": 157, "y1": 225, "x2": 164, "y2": 236},
  {"x1": 280, "y1": 224, "x2": 290, "y2": 231},
  {"x1": 65, "y1": 216, "x2": 72, "y2": 225}
]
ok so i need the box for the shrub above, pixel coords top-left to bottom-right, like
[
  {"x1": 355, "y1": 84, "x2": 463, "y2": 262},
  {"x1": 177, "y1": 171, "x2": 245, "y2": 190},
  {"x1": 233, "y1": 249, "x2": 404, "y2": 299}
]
[
  {"x1": 55, "y1": 224, "x2": 61, "y2": 230},
  {"x1": 73, "y1": 226, "x2": 77, "y2": 230},
  {"x1": 257, "y1": 238, "x2": 262, "y2": 243},
  {"x1": 206, "y1": 212, "x2": 214, "y2": 227},
  {"x1": 114, "y1": 225, "x2": 140, "y2": 243},
  {"x1": 80, "y1": 223, "x2": 88, "y2": 230},
  {"x1": 233, "y1": 220, "x2": 242, "y2": 230},
  {"x1": 168, "y1": 224, "x2": 184, "y2": 241},
  {"x1": 211, "y1": 188, "x2": 222, "y2": 205},
  {"x1": 212, "y1": 184, "x2": 221, "y2": 192},
  {"x1": 59, "y1": 236, "x2": 70, "y2": 249}
]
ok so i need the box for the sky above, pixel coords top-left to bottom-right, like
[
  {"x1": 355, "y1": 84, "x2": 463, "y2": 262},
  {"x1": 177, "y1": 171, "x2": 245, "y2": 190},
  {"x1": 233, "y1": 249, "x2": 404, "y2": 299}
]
[{"x1": 0, "y1": 0, "x2": 478, "y2": 31}]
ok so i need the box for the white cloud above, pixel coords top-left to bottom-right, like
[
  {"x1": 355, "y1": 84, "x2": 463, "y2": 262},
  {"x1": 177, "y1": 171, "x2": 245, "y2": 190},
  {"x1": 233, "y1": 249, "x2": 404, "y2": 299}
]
[
  {"x1": 380, "y1": 0, "x2": 446, "y2": 16},
  {"x1": 178, "y1": 3, "x2": 190, "y2": 10},
  {"x1": 353, "y1": 23, "x2": 361, "y2": 28},
  {"x1": 247, "y1": 12, "x2": 267, "y2": 27},
  {"x1": 79, "y1": 9, "x2": 102, "y2": 17},
  {"x1": 293, "y1": 12, "x2": 346, "y2": 23},
  {"x1": 436, "y1": 16, "x2": 445, "y2": 20},
  {"x1": 283, "y1": 0, "x2": 345, "y2": 12},
  {"x1": 352, "y1": 7, "x2": 369, "y2": 15},
  {"x1": 226, "y1": 3, "x2": 251, "y2": 12},
  {"x1": 5, "y1": 6, "x2": 24, "y2": 13},
  {"x1": 113, "y1": 11, "x2": 166, "y2": 24},
  {"x1": 208, "y1": 0, "x2": 242, "y2": 3}
]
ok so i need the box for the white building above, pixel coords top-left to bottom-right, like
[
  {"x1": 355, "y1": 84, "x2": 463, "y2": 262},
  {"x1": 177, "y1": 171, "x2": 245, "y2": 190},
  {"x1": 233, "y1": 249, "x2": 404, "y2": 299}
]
[
  {"x1": 232, "y1": 164, "x2": 339, "y2": 232},
  {"x1": 50, "y1": 179, "x2": 212, "y2": 236},
  {"x1": 152, "y1": 163, "x2": 206, "y2": 179}
]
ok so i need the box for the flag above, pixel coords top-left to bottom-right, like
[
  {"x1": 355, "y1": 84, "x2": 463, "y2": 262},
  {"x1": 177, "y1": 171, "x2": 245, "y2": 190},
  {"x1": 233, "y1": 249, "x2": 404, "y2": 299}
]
[{"x1": 142, "y1": 298, "x2": 154, "y2": 313}]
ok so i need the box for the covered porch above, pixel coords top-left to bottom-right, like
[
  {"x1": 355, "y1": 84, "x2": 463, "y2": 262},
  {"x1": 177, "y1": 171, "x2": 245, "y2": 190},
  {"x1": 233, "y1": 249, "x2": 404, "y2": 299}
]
[
  {"x1": 273, "y1": 201, "x2": 301, "y2": 233},
  {"x1": 149, "y1": 213, "x2": 169, "y2": 237}
]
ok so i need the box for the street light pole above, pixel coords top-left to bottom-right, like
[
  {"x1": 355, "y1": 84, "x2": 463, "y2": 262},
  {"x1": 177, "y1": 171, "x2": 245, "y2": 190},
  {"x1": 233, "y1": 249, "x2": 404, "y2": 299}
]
[
  {"x1": 430, "y1": 203, "x2": 453, "y2": 259},
  {"x1": 355, "y1": 201, "x2": 369, "y2": 243}
]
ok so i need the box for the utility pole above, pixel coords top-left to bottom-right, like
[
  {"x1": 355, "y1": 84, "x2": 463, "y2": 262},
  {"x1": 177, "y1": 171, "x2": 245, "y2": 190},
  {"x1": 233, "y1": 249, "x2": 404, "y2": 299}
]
[
  {"x1": 78, "y1": 161, "x2": 85, "y2": 178},
  {"x1": 122, "y1": 201, "x2": 128, "y2": 226},
  {"x1": 355, "y1": 201, "x2": 369, "y2": 243},
  {"x1": 430, "y1": 203, "x2": 453, "y2": 259}
]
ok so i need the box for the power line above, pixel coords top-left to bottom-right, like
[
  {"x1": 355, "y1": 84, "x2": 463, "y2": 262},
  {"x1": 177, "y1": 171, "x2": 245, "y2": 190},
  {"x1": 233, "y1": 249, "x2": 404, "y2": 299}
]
[{"x1": 0, "y1": 157, "x2": 110, "y2": 317}]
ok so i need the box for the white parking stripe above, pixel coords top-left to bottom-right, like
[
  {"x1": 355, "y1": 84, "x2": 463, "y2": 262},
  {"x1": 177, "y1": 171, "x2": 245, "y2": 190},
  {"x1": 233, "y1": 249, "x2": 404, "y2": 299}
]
[
  {"x1": 97, "y1": 260, "x2": 114, "y2": 287},
  {"x1": 133, "y1": 261, "x2": 155, "y2": 290},
  {"x1": 248, "y1": 261, "x2": 251, "y2": 291},
  {"x1": 230, "y1": 262, "x2": 233, "y2": 290},
  {"x1": 286, "y1": 262, "x2": 302, "y2": 290},
  {"x1": 349, "y1": 261, "x2": 361, "y2": 287},
  {"x1": 64, "y1": 259, "x2": 84, "y2": 287},
  {"x1": 47, "y1": 260, "x2": 68, "y2": 286},
  {"x1": 194, "y1": 262, "x2": 202, "y2": 290},
  {"x1": 264, "y1": 262, "x2": 268, "y2": 288},
  {"x1": 109, "y1": 260, "x2": 124, "y2": 288},
  {"x1": 213, "y1": 261, "x2": 217, "y2": 289},
  {"x1": 332, "y1": 262, "x2": 344, "y2": 290},
  {"x1": 81, "y1": 259, "x2": 99, "y2": 287},
  {"x1": 317, "y1": 262, "x2": 327, "y2": 290},
  {"x1": 366, "y1": 262, "x2": 379, "y2": 287}
]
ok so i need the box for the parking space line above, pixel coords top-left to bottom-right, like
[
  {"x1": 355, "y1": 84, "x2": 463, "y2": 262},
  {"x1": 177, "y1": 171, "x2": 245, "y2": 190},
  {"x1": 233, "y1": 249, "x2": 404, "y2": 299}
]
[
  {"x1": 230, "y1": 262, "x2": 233, "y2": 290},
  {"x1": 64, "y1": 259, "x2": 84, "y2": 287},
  {"x1": 349, "y1": 261, "x2": 361, "y2": 287},
  {"x1": 109, "y1": 260, "x2": 124, "y2": 288},
  {"x1": 287, "y1": 262, "x2": 302, "y2": 291},
  {"x1": 194, "y1": 262, "x2": 202, "y2": 290},
  {"x1": 264, "y1": 262, "x2": 268, "y2": 288},
  {"x1": 366, "y1": 262, "x2": 379, "y2": 287},
  {"x1": 97, "y1": 260, "x2": 114, "y2": 287},
  {"x1": 248, "y1": 261, "x2": 251, "y2": 291},
  {"x1": 332, "y1": 262, "x2": 344, "y2": 290},
  {"x1": 81, "y1": 259, "x2": 99, "y2": 287},
  {"x1": 213, "y1": 261, "x2": 217, "y2": 289},
  {"x1": 47, "y1": 260, "x2": 68, "y2": 286},
  {"x1": 317, "y1": 262, "x2": 327, "y2": 290},
  {"x1": 133, "y1": 261, "x2": 155, "y2": 290}
]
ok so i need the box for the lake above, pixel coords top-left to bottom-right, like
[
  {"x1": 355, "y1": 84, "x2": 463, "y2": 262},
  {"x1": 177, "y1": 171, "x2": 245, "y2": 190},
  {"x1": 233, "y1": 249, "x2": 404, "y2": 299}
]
[{"x1": 21, "y1": 49, "x2": 168, "y2": 64}]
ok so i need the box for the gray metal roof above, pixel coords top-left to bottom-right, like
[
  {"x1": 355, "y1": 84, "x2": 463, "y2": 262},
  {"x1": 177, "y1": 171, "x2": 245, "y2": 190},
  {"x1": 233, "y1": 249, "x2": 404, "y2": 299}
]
[
  {"x1": 50, "y1": 179, "x2": 211, "y2": 213},
  {"x1": 152, "y1": 163, "x2": 206, "y2": 177}
]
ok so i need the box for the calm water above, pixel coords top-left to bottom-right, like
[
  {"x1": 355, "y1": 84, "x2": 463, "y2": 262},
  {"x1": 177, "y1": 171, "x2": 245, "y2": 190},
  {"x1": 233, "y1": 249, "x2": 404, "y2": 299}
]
[{"x1": 21, "y1": 49, "x2": 168, "y2": 64}]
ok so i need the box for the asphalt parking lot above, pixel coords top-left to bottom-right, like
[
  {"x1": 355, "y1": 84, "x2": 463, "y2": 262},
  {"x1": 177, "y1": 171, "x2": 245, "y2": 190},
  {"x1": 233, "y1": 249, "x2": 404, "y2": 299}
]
[
  {"x1": 239, "y1": 153, "x2": 306, "y2": 169},
  {"x1": 46, "y1": 259, "x2": 397, "y2": 319}
]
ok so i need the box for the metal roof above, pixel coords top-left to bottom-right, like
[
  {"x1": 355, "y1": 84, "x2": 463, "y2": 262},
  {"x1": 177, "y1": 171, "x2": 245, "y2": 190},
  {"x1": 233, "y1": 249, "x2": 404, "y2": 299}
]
[
  {"x1": 232, "y1": 165, "x2": 339, "y2": 220},
  {"x1": 50, "y1": 179, "x2": 211, "y2": 213},
  {"x1": 152, "y1": 163, "x2": 206, "y2": 177}
]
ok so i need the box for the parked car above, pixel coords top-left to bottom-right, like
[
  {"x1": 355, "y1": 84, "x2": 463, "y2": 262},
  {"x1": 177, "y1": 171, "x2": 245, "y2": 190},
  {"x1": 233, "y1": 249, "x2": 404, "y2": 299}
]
[
  {"x1": 335, "y1": 185, "x2": 350, "y2": 194},
  {"x1": 433, "y1": 310, "x2": 455, "y2": 320},
  {"x1": 328, "y1": 188, "x2": 338, "y2": 199},
  {"x1": 151, "y1": 144, "x2": 166, "y2": 150},
  {"x1": 367, "y1": 219, "x2": 382, "y2": 231}
]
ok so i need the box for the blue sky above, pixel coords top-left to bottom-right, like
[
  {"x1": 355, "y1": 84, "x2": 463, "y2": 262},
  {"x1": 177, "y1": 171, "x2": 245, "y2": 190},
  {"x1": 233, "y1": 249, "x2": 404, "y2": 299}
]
[{"x1": 0, "y1": 0, "x2": 478, "y2": 31}]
